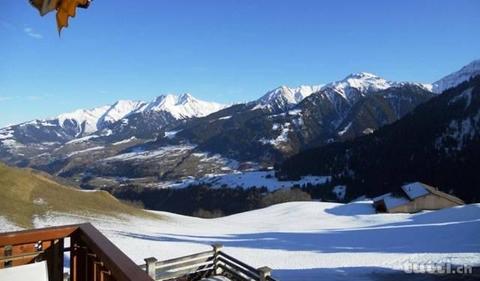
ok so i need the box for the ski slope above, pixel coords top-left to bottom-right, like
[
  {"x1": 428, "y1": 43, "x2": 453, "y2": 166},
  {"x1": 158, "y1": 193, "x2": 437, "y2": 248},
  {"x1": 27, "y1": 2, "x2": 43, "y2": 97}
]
[{"x1": 2, "y1": 201, "x2": 480, "y2": 280}]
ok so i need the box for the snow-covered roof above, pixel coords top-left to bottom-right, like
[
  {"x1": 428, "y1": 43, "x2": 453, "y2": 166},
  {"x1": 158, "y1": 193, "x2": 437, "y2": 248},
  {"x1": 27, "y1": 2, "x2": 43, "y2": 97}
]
[
  {"x1": 376, "y1": 193, "x2": 410, "y2": 210},
  {"x1": 372, "y1": 192, "x2": 392, "y2": 202},
  {"x1": 401, "y1": 182, "x2": 430, "y2": 200},
  {"x1": 373, "y1": 182, "x2": 464, "y2": 211}
]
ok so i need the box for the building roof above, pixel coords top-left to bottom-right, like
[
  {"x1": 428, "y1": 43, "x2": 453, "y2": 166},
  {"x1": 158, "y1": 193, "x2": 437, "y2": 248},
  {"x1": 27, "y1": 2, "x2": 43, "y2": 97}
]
[
  {"x1": 372, "y1": 193, "x2": 392, "y2": 202},
  {"x1": 373, "y1": 182, "x2": 464, "y2": 211},
  {"x1": 382, "y1": 194, "x2": 410, "y2": 210},
  {"x1": 421, "y1": 184, "x2": 465, "y2": 205},
  {"x1": 401, "y1": 182, "x2": 430, "y2": 200},
  {"x1": 373, "y1": 192, "x2": 410, "y2": 209}
]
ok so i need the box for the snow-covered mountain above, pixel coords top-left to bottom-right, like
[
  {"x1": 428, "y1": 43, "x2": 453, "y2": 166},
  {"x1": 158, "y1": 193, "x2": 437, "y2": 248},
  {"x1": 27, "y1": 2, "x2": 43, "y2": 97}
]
[
  {"x1": 53, "y1": 94, "x2": 224, "y2": 137},
  {"x1": 95, "y1": 94, "x2": 227, "y2": 140},
  {"x1": 55, "y1": 100, "x2": 146, "y2": 136},
  {"x1": 137, "y1": 93, "x2": 225, "y2": 119},
  {"x1": 432, "y1": 59, "x2": 480, "y2": 93},
  {"x1": 320, "y1": 72, "x2": 399, "y2": 103},
  {"x1": 320, "y1": 71, "x2": 438, "y2": 104},
  {"x1": 97, "y1": 100, "x2": 147, "y2": 129},
  {"x1": 0, "y1": 100, "x2": 145, "y2": 149},
  {"x1": 0, "y1": 94, "x2": 226, "y2": 161},
  {"x1": 255, "y1": 85, "x2": 323, "y2": 112},
  {"x1": 1, "y1": 60, "x2": 479, "y2": 190},
  {"x1": 175, "y1": 72, "x2": 434, "y2": 162},
  {"x1": 253, "y1": 72, "x2": 406, "y2": 113},
  {"x1": 279, "y1": 74, "x2": 480, "y2": 202}
]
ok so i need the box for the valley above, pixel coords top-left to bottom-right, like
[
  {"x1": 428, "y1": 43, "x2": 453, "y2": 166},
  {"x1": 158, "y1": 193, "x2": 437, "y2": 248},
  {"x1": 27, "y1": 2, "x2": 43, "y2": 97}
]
[{"x1": 2, "y1": 3, "x2": 479, "y2": 281}]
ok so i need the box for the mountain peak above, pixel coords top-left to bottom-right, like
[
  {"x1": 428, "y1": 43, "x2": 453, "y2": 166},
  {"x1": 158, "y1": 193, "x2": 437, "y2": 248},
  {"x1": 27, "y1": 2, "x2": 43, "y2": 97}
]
[
  {"x1": 255, "y1": 84, "x2": 323, "y2": 111},
  {"x1": 432, "y1": 59, "x2": 480, "y2": 93},
  {"x1": 142, "y1": 93, "x2": 225, "y2": 119},
  {"x1": 322, "y1": 72, "x2": 393, "y2": 102},
  {"x1": 56, "y1": 105, "x2": 111, "y2": 135},
  {"x1": 99, "y1": 100, "x2": 146, "y2": 126},
  {"x1": 345, "y1": 72, "x2": 379, "y2": 79},
  {"x1": 178, "y1": 93, "x2": 195, "y2": 104}
]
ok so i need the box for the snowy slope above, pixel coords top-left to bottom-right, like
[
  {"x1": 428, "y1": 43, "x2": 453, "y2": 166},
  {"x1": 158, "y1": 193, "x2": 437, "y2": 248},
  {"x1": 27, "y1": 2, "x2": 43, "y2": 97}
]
[
  {"x1": 49, "y1": 100, "x2": 145, "y2": 136},
  {"x1": 97, "y1": 100, "x2": 146, "y2": 127},
  {"x1": 56, "y1": 105, "x2": 111, "y2": 136},
  {"x1": 2, "y1": 201, "x2": 479, "y2": 281},
  {"x1": 167, "y1": 170, "x2": 330, "y2": 191},
  {"x1": 432, "y1": 59, "x2": 480, "y2": 93}
]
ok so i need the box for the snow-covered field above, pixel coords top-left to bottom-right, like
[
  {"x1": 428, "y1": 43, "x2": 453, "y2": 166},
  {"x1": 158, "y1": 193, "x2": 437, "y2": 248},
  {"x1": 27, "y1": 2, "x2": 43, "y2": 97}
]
[
  {"x1": 2, "y1": 201, "x2": 479, "y2": 280},
  {"x1": 103, "y1": 145, "x2": 195, "y2": 161},
  {"x1": 166, "y1": 170, "x2": 330, "y2": 191}
]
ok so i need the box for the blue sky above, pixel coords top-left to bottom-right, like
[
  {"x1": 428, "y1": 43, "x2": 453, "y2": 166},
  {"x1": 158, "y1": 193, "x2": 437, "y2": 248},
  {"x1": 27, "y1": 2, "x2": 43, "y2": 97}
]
[{"x1": 1, "y1": 0, "x2": 479, "y2": 127}]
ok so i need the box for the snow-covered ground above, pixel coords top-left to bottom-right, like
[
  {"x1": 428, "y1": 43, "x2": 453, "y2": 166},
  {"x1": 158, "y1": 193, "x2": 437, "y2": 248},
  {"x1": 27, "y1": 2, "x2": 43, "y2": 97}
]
[
  {"x1": 2, "y1": 201, "x2": 479, "y2": 280},
  {"x1": 103, "y1": 145, "x2": 196, "y2": 161},
  {"x1": 166, "y1": 170, "x2": 330, "y2": 191}
]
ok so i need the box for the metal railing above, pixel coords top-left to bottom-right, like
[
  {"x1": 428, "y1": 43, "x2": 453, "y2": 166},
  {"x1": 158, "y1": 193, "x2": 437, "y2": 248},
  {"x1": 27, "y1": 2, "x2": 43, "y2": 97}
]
[{"x1": 140, "y1": 244, "x2": 277, "y2": 281}]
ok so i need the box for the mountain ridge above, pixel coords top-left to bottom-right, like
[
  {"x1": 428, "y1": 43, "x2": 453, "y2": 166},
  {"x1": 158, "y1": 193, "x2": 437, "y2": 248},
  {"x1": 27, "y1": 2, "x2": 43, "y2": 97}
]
[
  {"x1": 278, "y1": 75, "x2": 480, "y2": 202},
  {"x1": 432, "y1": 59, "x2": 480, "y2": 94}
]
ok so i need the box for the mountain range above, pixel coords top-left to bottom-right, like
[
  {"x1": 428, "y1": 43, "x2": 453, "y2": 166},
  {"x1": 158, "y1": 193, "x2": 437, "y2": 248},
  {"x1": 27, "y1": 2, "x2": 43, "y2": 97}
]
[
  {"x1": 1, "y1": 59, "x2": 479, "y2": 201},
  {"x1": 175, "y1": 73, "x2": 434, "y2": 162},
  {"x1": 279, "y1": 74, "x2": 480, "y2": 202}
]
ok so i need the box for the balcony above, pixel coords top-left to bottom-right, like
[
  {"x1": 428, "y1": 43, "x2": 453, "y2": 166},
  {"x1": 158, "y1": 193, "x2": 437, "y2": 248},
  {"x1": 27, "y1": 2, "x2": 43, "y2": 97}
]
[
  {"x1": 0, "y1": 223, "x2": 277, "y2": 281},
  {"x1": 0, "y1": 223, "x2": 152, "y2": 281}
]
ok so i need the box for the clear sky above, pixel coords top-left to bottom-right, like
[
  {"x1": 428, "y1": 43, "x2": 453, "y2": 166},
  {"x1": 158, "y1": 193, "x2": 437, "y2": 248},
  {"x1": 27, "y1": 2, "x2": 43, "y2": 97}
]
[{"x1": 1, "y1": 0, "x2": 479, "y2": 127}]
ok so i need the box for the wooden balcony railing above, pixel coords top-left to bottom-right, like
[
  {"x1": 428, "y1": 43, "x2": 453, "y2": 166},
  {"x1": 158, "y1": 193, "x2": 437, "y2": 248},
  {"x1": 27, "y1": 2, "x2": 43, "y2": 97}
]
[
  {"x1": 0, "y1": 223, "x2": 153, "y2": 281},
  {"x1": 1, "y1": 224, "x2": 277, "y2": 281}
]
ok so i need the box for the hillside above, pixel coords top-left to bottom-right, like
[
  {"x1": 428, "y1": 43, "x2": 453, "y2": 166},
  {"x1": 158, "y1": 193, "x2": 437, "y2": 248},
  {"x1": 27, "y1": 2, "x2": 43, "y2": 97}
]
[
  {"x1": 278, "y1": 76, "x2": 480, "y2": 202},
  {"x1": 0, "y1": 162, "x2": 159, "y2": 228}
]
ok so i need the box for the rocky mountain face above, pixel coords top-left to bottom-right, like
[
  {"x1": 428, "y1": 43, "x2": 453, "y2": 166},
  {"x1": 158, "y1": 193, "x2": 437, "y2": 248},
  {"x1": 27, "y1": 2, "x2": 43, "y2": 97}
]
[{"x1": 278, "y1": 75, "x2": 480, "y2": 202}]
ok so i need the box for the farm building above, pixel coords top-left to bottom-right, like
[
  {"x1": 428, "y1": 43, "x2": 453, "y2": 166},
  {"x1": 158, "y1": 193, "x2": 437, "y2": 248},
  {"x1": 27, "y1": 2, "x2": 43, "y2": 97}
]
[{"x1": 373, "y1": 182, "x2": 464, "y2": 213}]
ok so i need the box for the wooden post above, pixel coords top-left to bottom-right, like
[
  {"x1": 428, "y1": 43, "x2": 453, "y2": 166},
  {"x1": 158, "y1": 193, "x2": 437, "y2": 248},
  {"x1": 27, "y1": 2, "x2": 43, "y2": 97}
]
[
  {"x1": 212, "y1": 244, "x2": 223, "y2": 275},
  {"x1": 71, "y1": 236, "x2": 87, "y2": 281},
  {"x1": 258, "y1": 266, "x2": 272, "y2": 281},
  {"x1": 46, "y1": 239, "x2": 64, "y2": 281},
  {"x1": 3, "y1": 245, "x2": 12, "y2": 268},
  {"x1": 144, "y1": 257, "x2": 157, "y2": 279}
]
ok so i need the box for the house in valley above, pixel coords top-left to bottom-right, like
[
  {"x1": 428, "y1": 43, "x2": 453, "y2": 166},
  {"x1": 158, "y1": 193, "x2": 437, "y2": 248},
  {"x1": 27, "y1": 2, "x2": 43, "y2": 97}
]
[{"x1": 373, "y1": 182, "x2": 464, "y2": 213}]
